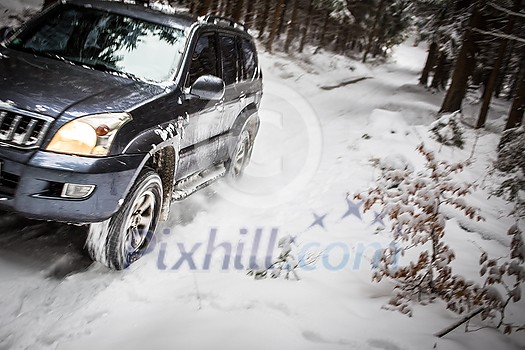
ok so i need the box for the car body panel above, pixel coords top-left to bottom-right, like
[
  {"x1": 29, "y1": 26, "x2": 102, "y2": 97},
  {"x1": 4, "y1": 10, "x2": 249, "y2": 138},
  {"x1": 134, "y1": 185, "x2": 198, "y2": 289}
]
[{"x1": 0, "y1": 0, "x2": 262, "y2": 223}]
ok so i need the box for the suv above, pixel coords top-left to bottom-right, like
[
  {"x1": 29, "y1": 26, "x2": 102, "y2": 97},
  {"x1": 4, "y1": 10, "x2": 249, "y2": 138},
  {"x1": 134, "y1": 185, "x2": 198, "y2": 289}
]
[{"x1": 0, "y1": 0, "x2": 262, "y2": 269}]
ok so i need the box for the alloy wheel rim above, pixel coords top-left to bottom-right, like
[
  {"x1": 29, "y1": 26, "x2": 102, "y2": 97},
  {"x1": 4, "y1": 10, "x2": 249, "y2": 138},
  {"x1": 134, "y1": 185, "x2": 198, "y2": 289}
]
[
  {"x1": 233, "y1": 139, "x2": 247, "y2": 176},
  {"x1": 124, "y1": 189, "x2": 156, "y2": 256}
]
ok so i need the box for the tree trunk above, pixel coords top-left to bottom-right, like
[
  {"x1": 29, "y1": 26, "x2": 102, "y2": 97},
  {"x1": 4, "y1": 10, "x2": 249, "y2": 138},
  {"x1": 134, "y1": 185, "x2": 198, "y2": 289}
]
[
  {"x1": 506, "y1": 50, "x2": 525, "y2": 130},
  {"x1": 284, "y1": 0, "x2": 299, "y2": 53},
  {"x1": 257, "y1": 1, "x2": 272, "y2": 39},
  {"x1": 188, "y1": 0, "x2": 196, "y2": 15},
  {"x1": 418, "y1": 2, "x2": 450, "y2": 85},
  {"x1": 298, "y1": 0, "x2": 313, "y2": 53},
  {"x1": 439, "y1": 5, "x2": 481, "y2": 114},
  {"x1": 373, "y1": 13, "x2": 388, "y2": 58},
  {"x1": 210, "y1": 0, "x2": 219, "y2": 13},
  {"x1": 196, "y1": 0, "x2": 213, "y2": 16},
  {"x1": 420, "y1": 42, "x2": 438, "y2": 87},
  {"x1": 215, "y1": 0, "x2": 224, "y2": 15},
  {"x1": 244, "y1": 0, "x2": 255, "y2": 28},
  {"x1": 508, "y1": 67, "x2": 521, "y2": 100},
  {"x1": 495, "y1": 40, "x2": 514, "y2": 98},
  {"x1": 476, "y1": 0, "x2": 520, "y2": 129},
  {"x1": 230, "y1": 0, "x2": 244, "y2": 21},
  {"x1": 266, "y1": 0, "x2": 285, "y2": 53},
  {"x1": 362, "y1": 0, "x2": 386, "y2": 63},
  {"x1": 277, "y1": 0, "x2": 289, "y2": 39},
  {"x1": 315, "y1": 10, "x2": 330, "y2": 54},
  {"x1": 224, "y1": 0, "x2": 234, "y2": 17},
  {"x1": 431, "y1": 51, "x2": 447, "y2": 90},
  {"x1": 441, "y1": 60, "x2": 453, "y2": 90},
  {"x1": 337, "y1": 28, "x2": 349, "y2": 54}
]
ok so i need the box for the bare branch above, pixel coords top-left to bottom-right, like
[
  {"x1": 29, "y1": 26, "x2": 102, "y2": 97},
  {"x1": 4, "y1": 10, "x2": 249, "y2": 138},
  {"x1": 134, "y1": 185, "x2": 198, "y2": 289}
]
[
  {"x1": 472, "y1": 27, "x2": 525, "y2": 44},
  {"x1": 435, "y1": 307, "x2": 485, "y2": 338},
  {"x1": 489, "y1": 2, "x2": 525, "y2": 19}
]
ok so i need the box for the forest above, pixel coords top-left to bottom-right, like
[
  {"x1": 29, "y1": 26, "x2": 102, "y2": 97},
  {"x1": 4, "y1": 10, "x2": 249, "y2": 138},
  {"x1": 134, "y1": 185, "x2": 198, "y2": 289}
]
[
  {"x1": 119, "y1": 0, "x2": 525, "y2": 132},
  {"x1": 37, "y1": 1, "x2": 525, "y2": 132}
]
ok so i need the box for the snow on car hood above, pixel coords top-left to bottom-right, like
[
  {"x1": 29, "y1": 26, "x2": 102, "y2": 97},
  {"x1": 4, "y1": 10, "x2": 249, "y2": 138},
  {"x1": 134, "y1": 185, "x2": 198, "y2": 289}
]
[{"x1": 0, "y1": 48, "x2": 164, "y2": 119}]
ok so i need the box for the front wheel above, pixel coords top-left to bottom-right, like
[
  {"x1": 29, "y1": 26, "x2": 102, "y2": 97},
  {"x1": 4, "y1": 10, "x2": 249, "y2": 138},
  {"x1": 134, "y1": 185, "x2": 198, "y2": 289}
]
[{"x1": 85, "y1": 170, "x2": 163, "y2": 270}]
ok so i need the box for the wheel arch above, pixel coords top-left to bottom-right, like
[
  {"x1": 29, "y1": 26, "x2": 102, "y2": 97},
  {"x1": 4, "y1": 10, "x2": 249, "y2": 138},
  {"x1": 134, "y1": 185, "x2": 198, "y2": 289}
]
[
  {"x1": 144, "y1": 146, "x2": 177, "y2": 221},
  {"x1": 231, "y1": 103, "x2": 260, "y2": 143}
]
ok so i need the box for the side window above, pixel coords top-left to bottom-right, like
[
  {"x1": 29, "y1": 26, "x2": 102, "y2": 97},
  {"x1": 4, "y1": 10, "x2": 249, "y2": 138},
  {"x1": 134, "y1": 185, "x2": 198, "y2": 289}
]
[
  {"x1": 188, "y1": 34, "x2": 218, "y2": 86},
  {"x1": 219, "y1": 35, "x2": 238, "y2": 86},
  {"x1": 241, "y1": 38, "x2": 257, "y2": 81}
]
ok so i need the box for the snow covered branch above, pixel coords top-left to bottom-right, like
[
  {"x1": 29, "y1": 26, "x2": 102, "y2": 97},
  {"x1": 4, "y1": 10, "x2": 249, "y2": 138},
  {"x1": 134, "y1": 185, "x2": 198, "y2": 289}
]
[
  {"x1": 356, "y1": 144, "x2": 484, "y2": 317},
  {"x1": 247, "y1": 236, "x2": 301, "y2": 281},
  {"x1": 434, "y1": 307, "x2": 485, "y2": 338}
]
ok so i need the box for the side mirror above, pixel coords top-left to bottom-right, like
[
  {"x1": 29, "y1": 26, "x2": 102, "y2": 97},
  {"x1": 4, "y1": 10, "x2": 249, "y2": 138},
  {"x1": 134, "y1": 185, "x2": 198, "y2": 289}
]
[
  {"x1": 0, "y1": 27, "x2": 15, "y2": 42},
  {"x1": 188, "y1": 75, "x2": 225, "y2": 101}
]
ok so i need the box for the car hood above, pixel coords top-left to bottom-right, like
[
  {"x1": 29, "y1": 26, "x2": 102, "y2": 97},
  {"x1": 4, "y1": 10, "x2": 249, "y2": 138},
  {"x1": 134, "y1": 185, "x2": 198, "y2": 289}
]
[{"x1": 0, "y1": 48, "x2": 166, "y2": 119}]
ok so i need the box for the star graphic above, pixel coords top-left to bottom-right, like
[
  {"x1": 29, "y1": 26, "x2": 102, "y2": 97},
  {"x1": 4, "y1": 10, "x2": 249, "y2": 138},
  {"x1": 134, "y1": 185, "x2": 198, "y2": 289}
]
[
  {"x1": 371, "y1": 211, "x2": 386, "y2": 227},
  {"x1": 341, "y1": 198, "x2": 363, "y2": 221},
  {"x1": 309, "y1": 212, "x2": 328, "y2": 230}
]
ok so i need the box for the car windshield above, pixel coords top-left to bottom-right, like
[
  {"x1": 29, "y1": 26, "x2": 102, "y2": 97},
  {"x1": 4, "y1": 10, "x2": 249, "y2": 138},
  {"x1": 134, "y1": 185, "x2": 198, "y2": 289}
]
[{"x1": 7, "y1": 5, "x2": 186, "y2": 83}]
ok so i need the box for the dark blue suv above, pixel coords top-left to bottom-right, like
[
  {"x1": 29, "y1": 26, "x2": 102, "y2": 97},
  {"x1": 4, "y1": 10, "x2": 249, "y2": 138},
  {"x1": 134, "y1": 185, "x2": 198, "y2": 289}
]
[{"x1": 0, "y1": 0, "x2": 262, "y2": 269}]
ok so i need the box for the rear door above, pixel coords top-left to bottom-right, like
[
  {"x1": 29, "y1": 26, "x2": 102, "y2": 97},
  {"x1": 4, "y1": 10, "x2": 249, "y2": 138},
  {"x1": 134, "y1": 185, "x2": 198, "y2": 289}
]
[{"x1": 218, "y1": 33, "x2": 242, "y2": 134}]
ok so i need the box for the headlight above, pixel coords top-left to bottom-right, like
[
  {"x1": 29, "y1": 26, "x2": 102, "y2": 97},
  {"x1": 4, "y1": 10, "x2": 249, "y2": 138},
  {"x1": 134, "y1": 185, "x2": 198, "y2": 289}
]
[{"x1": 46, "y1": 113, "x2": 132, "y2": 156}]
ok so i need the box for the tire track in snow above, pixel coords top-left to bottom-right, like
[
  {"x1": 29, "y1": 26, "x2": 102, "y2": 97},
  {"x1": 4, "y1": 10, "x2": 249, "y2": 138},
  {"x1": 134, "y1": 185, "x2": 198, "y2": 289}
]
[{"x1": 0, "y1": 212, "x2": 119, "y2": 350}]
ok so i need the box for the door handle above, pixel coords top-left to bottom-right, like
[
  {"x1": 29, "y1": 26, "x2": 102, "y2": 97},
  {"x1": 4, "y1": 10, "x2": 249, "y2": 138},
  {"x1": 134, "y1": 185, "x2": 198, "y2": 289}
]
[
  {"x1": 176, "y1": 115, "x2": 189, "y2": 126},
  {"x1": 175, "y1": 115, "x2": 188, "y2": 139}
]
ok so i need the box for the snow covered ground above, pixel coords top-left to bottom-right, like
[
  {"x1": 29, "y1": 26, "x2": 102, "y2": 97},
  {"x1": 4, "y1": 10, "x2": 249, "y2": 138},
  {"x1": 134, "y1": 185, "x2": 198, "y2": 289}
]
[{"x1": 1, "y1": 3, "x2": 524, "y2": 350}]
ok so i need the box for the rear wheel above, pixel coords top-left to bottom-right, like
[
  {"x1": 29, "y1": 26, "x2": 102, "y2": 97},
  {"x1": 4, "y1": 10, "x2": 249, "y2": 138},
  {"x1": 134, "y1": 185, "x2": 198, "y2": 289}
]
[
  {"x1": 85, "y1": 170, "x2": 163, "y2": 270},
  {"x1": 228, "y1": 130, "x2": 252, "y2": 179}
]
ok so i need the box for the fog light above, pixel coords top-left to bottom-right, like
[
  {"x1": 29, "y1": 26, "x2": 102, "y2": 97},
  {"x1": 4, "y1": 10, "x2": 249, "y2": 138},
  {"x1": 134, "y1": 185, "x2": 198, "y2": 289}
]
[{"x1": 61, "y1": 183, "x2": 95, "y2": 199}]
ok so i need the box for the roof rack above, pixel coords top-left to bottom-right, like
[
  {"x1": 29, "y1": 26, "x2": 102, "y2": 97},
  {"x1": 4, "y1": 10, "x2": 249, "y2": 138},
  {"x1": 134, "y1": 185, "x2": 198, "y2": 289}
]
[{"x1": 202, "y1": 15, "x2": 246, "y2": 31}]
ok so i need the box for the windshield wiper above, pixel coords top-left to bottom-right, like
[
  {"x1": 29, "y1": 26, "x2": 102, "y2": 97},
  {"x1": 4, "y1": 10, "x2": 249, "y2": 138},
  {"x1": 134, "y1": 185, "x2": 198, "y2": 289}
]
[
  {"x1": 11, "y1": 46, "x2": 69, "y2": 62},
  {"x1": 11, "y1": 44, "x2": 142, "y2": 81},
  {"x1": 80, "y1": 61, "x2": 140, "y2": 81}
]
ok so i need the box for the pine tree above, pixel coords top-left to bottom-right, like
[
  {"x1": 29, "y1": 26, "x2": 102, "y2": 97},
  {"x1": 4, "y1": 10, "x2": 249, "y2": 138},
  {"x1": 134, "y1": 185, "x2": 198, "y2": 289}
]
[
  {"x1": 420, "y1": 42, "x2": 438, "y2": 86},
  {"x1": 244, "y1": 0, "x2": 255, "y2": 28},
  {"x1": 494, "y1": 126, "x2": 525, "y2": 217},
  {"x1": 196, "y1": 0, "x2": 213, "y2": 16},
  {"x1": 362, "y1": 0, "x2": 386, "y2": 63},
  {"x1": 506, "y1": 49, "x2": 525, "y2": 130},
  {"x1": 257, "y1": 1, "x2": 272, "y2": 39},
  {"x1": 476, "y1": 0, "x2": 521, "y2": 129},
  {"x1": 284, "y1": 0, "x2": 300, "y2": 53},
  {"x1": 299, "y1": 0, "x2": 314, "y2": 53},
  {"x1": 440, "y1": 3, "x2": 482, "y2": 113},
  {"x1": 230, "y1": 0, "x2": 244, "y2": 21},
  {"x1": 265, "y1": 0, "x2": 286, "y2": 53}
]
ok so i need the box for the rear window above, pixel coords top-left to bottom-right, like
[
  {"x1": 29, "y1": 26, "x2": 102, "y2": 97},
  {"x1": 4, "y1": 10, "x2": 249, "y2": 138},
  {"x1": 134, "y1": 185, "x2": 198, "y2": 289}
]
[
  {"x1": 219, "y1": 35, "x2": 238, "y2": 86},
  {"x1": 241, "y1": 38, "x2": 257, "y2": 81}
]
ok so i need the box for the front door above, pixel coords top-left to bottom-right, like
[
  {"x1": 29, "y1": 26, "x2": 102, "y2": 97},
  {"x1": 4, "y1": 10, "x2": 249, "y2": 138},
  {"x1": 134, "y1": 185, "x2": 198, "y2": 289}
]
[{"x1": 176, "y1": 32, "x2": 224, "y2": 180}]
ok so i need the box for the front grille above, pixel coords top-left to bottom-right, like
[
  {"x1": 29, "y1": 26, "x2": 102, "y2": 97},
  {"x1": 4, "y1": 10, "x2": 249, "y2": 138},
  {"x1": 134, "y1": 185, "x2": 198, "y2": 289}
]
[{"x1": 0, "y1": 110, "x2": 51, "y2": 149}]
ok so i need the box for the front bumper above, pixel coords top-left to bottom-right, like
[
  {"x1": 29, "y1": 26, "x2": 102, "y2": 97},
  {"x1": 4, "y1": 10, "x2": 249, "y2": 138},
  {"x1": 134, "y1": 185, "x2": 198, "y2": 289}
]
[{"x1": 0, "y1": 147, "x2": 144, "y2": 223}]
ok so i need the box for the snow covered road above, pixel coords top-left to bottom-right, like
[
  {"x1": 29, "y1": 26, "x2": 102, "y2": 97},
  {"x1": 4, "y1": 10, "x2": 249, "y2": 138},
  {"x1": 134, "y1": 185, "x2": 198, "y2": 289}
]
[{"x1": 1, "y1": 41, "x2": 524, "y2": 350}]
